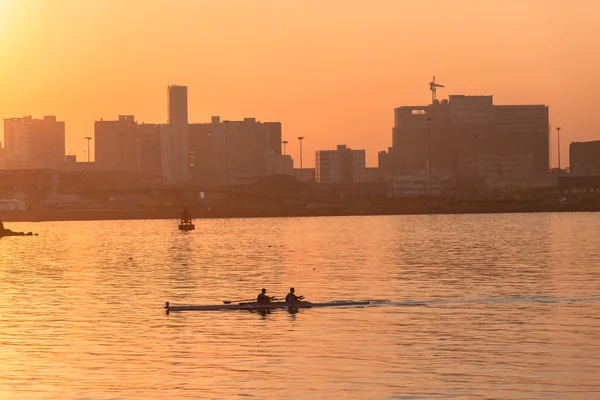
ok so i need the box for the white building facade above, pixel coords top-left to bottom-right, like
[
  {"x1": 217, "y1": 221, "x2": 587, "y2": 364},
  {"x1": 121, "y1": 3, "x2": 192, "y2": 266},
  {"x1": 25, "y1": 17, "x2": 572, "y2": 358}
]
[{"x1": 315, "y1": 145, "x2": 366, "y2": 184}]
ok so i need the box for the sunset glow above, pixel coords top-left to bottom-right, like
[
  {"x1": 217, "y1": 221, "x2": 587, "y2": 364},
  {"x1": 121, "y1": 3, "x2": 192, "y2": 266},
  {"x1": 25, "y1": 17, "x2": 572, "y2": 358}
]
[{"x1": 0, "y1": 0, "x2": 11, "y2": 31}]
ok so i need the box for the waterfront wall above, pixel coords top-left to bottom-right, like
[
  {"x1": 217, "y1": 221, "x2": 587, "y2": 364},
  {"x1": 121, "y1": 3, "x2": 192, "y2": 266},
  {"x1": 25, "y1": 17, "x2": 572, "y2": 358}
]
[{"x1": 2, "y1": 202, "x2": 600, "y2": 223}]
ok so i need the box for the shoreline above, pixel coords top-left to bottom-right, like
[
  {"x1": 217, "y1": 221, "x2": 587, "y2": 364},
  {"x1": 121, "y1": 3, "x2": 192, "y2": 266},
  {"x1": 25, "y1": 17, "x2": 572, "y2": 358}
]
[{"x1": 2, "y1": 202, "x2": 599, "y2": 223}]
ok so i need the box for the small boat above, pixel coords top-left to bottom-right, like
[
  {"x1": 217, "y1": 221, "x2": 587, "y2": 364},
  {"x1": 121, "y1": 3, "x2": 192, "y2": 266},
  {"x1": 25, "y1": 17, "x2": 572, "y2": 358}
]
[
  {"x1": 178, "y1": 206, "x2": 195, "y2": 231},
  {"x1": 164, "y1": 300, "x2": 370, "y2": 312}
]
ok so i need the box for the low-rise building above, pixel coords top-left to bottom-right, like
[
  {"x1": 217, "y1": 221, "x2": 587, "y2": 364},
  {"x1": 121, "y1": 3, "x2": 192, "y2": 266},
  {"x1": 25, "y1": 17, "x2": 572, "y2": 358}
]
[
  {"x1": 266, "y1": 153, "x2": 294, "y2": 176},
  {"x1": 315, "y1": 145, "x2": 366, "y2": 184},
  {"x1": 294, "y1": 168, "x2": 316, "y2": 182},
  {"x1": 570, "y1": 140, "x2": 600, "y2": 176},
  {"x1": 385, "y1": 171, "x2": 452, "y2": 196}
]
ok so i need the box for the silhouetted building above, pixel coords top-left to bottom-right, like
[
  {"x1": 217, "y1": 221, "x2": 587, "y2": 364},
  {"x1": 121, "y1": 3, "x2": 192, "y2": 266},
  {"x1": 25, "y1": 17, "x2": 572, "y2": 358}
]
[
  {"x1": 94, "y1": 88, "x2": 283, "y2": 185},
  {"x1": 163, "y1": 85, "x2": 190, "y2": 183},
  {"x1": 3, "y1": 116, "x2": 65, "y2": 169},
  {"x1": 0, "y1": 143, "x2": 5, "y2": 169},
  {"x1": 94, "y1": 116, "x2": 162, "y2": 175},
  {"x1": 188, "y1": 117, "x2": 284, "y2": 185},
  {"x1": 210, "y1": 118, "x2": 282, "y2": 185},
  {"x1": 386, "y1": 95, "x2": 549, "y2": 179},
  {"x1": 266, "y1": 153, "x2": 294, "y2": 176},
  {"x1": 458, "y1": 153, "x2": 535, "y2": 179},
  {"x1": 378, "y1": 149, "x2": 393, "y2": 177},
  {"x1": 315, "y1": 145, "x2": 366, "y2": 184},
  {"x1": 294, "y1": 168, "x2": 316, "y2": 182},
  {"x1": 95, "y1": 115, "x2": 136, "y2": 171},
  {"x1": 365, "y1": 167, "x2": 380, "y2": 182},
  {"x1": 188, "y1": 122, "x2": 214, "y2": 185},
  {"x1": 136, "y1": 123, "x2": 163, "y2": 175},
  {"x1": 65, "y1": 155, "x2": 77, "y2": 167},
  {"x1": 386, "y1": 172, "x2": 452, "y2": 196},
  {"x1": 0, "y1": 169, "x2": 163, "y2": 200},
  {"x1": 570, "y1": 140, "x2": 600, "y2": 176}
]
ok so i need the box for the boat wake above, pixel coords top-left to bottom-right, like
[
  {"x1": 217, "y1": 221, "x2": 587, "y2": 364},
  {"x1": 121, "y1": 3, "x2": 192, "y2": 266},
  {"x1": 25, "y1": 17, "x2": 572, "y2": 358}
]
[{"x1": 382, "y1": 294, "x2": 600, "y2": 309}]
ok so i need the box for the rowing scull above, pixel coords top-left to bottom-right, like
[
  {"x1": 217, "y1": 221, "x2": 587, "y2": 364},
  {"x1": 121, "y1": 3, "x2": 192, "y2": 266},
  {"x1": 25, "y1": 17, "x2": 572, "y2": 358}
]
[{"x1": 164, "y1": 300, "x2": 370, "y2": 312}]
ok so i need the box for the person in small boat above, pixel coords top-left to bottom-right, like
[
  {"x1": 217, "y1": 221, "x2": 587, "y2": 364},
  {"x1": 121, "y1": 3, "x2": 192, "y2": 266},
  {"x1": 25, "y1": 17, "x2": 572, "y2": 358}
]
[
  {"x1": 285, "y1": 287, "x2": 304, "y2": 303},
  {"x1": 0, "y1": 220, "x2": 4, "y2": 231},
  {"x1": 257, "y1": 288, "x2": 275, "y2": 304}
]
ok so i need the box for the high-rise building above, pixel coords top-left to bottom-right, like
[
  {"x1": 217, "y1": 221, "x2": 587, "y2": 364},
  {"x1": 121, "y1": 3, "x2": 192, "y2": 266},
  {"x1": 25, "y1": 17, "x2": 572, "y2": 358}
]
[
  {"x1": 3, "y1": 116, "x2": 65, "y2": 169},
  {"x1": 137, "y1": 123, "x2": 163, "y2": 176},
  {"x1": 208, "y1": 118, "x2": 282, "y2": 185},
  {"x1": 94, "y1": 115, "x2": 162, "y2": 175},
  {"x1": 163, "y1": 85, "x2": 190, "y2": 183},
  {"x1": 188, "y1": 122, "x2": 214, "y2": 185},
  {"x1": 570, "y1": 140, "x2": 600, "y2": 176},
  {"x1": 315, "y1": 145, "x2": 366, "y2": 184},
  {"x1": 382, "y1": 95, "x2": 549, "y2": 179},
  {"x1": 95, "y1": 115, "x2": 137, "y2": 172}
]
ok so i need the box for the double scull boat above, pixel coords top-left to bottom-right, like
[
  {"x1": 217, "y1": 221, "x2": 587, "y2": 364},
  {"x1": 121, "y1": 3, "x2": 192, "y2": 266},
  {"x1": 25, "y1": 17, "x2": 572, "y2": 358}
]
[{"x1": 164, "y1": 300, "x2": 370, "y2": 312}]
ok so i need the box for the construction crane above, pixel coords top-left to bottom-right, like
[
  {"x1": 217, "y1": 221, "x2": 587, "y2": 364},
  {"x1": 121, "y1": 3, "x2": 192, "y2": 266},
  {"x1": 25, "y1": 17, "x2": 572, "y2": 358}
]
[{"x1": 429, "y1": 75, "x2": 444, "y2": 104}]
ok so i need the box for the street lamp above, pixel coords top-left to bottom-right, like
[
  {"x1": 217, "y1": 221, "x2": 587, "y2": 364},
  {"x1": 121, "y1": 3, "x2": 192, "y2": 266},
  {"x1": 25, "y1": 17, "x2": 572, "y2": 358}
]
[
  {"x1": 556, "y1": 126, "x2": 562, "y2": 174},
  {"x1": 297, "y1": 137, "x2": 304, "y2": 170},
  {"x1": 84, "y1": 136, "x2": 92, "y2": 163},
  {"x1": 282, "y1": 140, "x2": 288, "y2": 155}
]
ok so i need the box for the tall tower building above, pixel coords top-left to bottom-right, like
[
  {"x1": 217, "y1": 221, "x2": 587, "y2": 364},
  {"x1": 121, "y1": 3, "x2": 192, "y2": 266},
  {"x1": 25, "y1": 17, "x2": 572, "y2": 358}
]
[
  {"x1": 162, "y1": 85, "x2": 190, "y2": 182},
  {"x1": 168, "y1": 85, "x2": 188, "y2": 126}
]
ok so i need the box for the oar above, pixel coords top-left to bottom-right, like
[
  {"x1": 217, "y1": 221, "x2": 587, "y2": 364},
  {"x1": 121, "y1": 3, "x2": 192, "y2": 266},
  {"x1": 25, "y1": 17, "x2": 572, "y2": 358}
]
[{"x1": 223, "y1": 298, "x2": 255, "y2": 304}]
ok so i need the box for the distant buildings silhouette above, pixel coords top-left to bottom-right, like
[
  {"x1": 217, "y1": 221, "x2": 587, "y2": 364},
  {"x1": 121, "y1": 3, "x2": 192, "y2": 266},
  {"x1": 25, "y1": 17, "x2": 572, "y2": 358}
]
[
  {"x1": 2, "y1": 84, "x2": 600, "y2": 202},
  {"x1": 379, "y1": 95, "x2": 550, "y2": 191},
  {"x1": 94, "y1": 87, "x2": 286, "y2": 185},
  {"x1": 375, "y1": 95, "x2": 586, "y2": 195}
]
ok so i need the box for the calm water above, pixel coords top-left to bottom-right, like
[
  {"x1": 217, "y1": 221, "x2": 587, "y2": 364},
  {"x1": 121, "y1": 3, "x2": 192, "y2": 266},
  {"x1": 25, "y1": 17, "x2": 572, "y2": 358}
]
[{"x1": 1, "y1": 213, "x2": 600, "y2": 399}]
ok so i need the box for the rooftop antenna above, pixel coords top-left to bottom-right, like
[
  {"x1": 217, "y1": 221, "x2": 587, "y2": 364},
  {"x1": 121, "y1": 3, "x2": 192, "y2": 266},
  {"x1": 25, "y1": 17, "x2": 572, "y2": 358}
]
[{"x1": 429, "y1": 76, "x2": 445, "y2": 104}]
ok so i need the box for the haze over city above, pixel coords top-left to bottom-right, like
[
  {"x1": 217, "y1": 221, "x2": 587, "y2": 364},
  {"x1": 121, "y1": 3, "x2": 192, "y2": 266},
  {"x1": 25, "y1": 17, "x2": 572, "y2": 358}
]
[{"x1": 1, "y1": 0, "x2": 599, "y2": 166}]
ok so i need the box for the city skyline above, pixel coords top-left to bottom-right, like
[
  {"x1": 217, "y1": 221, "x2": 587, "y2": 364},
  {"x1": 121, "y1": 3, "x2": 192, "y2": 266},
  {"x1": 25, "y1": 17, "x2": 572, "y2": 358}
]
[
  {"x1": 0, "y1": 83, "x2": 594, "y2": 172},
  {"x1": 1, "y1": 1, "x2": 600, "y2": 167}
]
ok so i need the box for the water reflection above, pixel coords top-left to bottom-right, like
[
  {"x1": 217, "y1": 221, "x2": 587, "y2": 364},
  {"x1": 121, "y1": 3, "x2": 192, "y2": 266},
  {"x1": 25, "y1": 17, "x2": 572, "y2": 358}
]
[{"x1": 1, "y1": 214, "x2": 599, "y2": 399}]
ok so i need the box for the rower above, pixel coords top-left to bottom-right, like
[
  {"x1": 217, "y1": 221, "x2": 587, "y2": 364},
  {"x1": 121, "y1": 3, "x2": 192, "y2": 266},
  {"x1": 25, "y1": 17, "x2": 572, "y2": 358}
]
[
  {"x1": 257, "y1": 288, "x2": 275, "y2": 304},
  {"x1": 285, "y1": 287, "x2": 304, "y2": 303}
]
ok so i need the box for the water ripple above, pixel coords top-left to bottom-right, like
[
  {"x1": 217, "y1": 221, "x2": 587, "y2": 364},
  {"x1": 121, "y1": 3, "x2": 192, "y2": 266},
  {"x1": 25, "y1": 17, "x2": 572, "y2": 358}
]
[{"x1": 1, "y1": 213, "x2": 600, "y2": 399}]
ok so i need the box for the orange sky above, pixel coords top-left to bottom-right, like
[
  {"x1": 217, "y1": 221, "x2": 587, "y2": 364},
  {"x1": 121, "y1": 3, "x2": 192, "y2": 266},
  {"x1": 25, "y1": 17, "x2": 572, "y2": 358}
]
[{"x1": 1, "y1": 0, "x2": 599, "y2": 167}]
